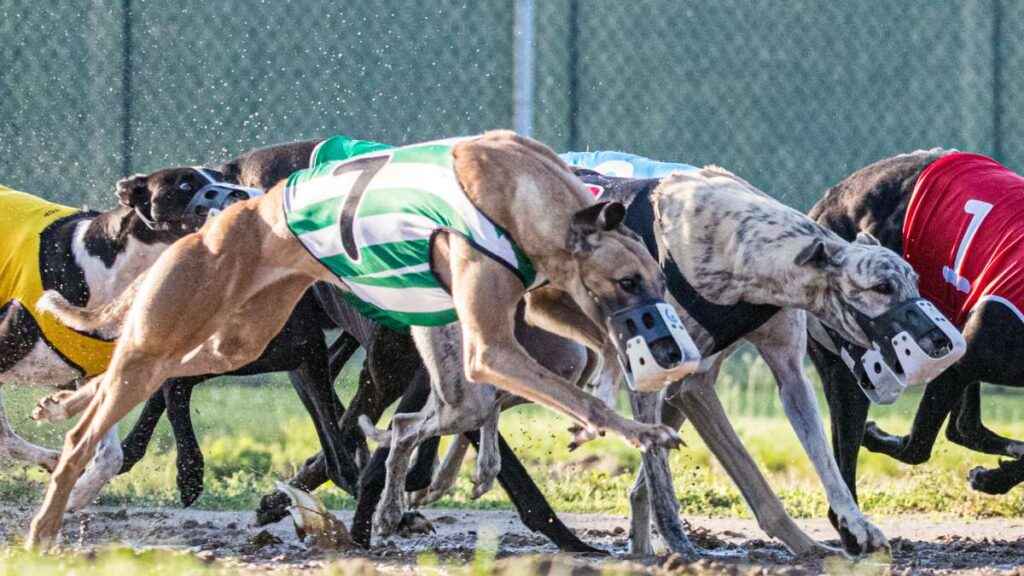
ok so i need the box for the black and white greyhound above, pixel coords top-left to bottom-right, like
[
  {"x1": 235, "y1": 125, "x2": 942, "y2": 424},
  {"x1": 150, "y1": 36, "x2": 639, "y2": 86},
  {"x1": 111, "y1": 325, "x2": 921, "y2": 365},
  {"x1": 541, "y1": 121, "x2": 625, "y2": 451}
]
[
  {"x1": 0, "y1": 174, "x2": 208, "y2": 508},
  {"x1": 808, "y1": 148, "x2": 1024, "y2": 498}
]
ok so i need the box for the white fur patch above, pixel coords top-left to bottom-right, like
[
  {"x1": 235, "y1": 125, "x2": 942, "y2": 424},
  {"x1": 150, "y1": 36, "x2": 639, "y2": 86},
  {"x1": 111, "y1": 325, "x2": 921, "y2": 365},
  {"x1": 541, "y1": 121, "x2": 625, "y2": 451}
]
[{"x1": 71, "y1": 221, "x2": 170, "y2": 306}]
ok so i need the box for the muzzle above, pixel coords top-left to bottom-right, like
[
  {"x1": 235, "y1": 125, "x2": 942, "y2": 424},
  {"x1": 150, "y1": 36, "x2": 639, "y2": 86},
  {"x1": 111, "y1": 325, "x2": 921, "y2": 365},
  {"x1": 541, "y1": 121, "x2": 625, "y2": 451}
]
[
  {"x1": 183, "y1": 168, "x2": 264, "y2": 219},
  {"x1": 606, "y1": 301, "x2": 701, "y2": 392},
  {"x1": 826, "y1": 298, "x2": 966, "y2": 404},
  {"x1": 135, "y1": 168, "x2": 264, "y2": 231}
]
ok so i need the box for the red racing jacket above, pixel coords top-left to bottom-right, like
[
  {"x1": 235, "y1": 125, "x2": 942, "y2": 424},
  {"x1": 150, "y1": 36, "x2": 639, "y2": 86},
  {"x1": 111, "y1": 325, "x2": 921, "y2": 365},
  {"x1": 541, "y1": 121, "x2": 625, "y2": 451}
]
[{"x1": 903, "y1": 152, "x2": 1024, "y2": 327}]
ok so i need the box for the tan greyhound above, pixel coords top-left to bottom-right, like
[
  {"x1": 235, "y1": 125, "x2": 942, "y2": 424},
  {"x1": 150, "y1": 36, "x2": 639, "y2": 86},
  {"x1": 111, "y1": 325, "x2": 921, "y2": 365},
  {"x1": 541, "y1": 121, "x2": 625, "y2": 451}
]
[{"x1": 26, "y1": 131, "x2": 693, "y2": 548}]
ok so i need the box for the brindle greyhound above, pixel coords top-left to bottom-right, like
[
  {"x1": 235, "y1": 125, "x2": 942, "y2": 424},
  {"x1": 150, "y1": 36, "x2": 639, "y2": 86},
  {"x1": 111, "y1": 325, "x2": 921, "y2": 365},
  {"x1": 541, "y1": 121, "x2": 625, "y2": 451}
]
[
  {"x1": 358, "y1": 165, "x2": 923, "y2": 557},
  {"x1": 25, "y1": 131, "x2": 684, "y2": 549},
  {"x1": 808, "y1": 149, "x2": 1024, "y2": 499}
]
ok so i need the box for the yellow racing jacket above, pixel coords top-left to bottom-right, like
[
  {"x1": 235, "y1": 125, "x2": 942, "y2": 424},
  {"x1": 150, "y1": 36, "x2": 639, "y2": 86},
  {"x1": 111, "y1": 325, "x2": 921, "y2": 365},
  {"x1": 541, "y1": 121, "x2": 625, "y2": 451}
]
[{"x1": 0, "y1": 185, "x2": 115, "y2": 376}]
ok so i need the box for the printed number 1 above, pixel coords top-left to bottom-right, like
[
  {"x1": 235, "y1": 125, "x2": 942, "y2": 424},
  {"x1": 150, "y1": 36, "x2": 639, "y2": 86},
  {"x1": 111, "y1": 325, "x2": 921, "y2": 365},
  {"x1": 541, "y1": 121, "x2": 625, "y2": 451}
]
[
  {"x1": 942, "y1": 199, "x2": 993, "y2": 293},
  {"x1": 334, "y1": 154, "x2": 390, "y2": 261}
]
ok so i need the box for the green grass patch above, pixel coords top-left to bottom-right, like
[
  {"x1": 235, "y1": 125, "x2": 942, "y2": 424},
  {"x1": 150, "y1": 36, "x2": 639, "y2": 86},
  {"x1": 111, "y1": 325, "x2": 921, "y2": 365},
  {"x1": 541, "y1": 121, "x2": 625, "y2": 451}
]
[{"x1": 4, "y1": 349, "x2": 1024, "y2": 518}]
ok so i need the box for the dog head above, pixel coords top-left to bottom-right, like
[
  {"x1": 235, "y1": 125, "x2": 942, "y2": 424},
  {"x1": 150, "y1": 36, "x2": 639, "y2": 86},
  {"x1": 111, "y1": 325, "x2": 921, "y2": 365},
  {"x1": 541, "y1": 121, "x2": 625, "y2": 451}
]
[
  {"x1": 116, "y1": 167, "x2": 261, "y2": 239},
  {"x1": 564, "y1": 201, "x2": 700, "y2": 390},
  {"x1": 799, "y1": 231, "x2": 920, "y2": 346},
  {"x1": 117, "y1": 168, "x2": 219, "y2": 237}
]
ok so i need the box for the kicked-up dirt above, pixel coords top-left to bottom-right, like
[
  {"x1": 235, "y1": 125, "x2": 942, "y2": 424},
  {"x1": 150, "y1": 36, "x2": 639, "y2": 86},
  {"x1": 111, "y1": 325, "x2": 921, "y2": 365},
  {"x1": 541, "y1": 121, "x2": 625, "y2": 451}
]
[{"x1": 2, "y1": 505, "x2": 1024, "y2": 575}]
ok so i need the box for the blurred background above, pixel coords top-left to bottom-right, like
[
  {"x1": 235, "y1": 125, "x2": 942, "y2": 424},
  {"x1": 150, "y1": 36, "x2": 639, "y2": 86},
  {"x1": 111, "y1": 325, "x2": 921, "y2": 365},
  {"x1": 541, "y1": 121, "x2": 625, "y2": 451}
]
[
  {"x1": 4, "y1": 1, "x2": 1024, "y2": 517},
  {"x1": 3, "y1": 1, "x2": 1021, "y2": 210}
]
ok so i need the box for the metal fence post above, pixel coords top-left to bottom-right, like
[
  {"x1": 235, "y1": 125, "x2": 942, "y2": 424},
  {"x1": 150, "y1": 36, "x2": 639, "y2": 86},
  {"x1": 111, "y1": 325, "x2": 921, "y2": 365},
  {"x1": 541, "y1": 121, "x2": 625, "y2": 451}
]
[
  {"x1": 514, "y1": 0, "x2": 535, "y2": 137},
  {"x1": 121, "y1": 0, "x2": 133, "y2": 177}
]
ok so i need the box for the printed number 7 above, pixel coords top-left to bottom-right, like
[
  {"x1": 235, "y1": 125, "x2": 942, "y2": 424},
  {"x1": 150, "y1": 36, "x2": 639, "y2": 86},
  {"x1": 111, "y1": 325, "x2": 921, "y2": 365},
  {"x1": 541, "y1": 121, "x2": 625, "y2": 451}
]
[
  {"x1": 334, "y1": 154, "x2": 390, "y2": 261},
  {"x1": 942, "y1": 199, "x2": 993, "y2": 294}
]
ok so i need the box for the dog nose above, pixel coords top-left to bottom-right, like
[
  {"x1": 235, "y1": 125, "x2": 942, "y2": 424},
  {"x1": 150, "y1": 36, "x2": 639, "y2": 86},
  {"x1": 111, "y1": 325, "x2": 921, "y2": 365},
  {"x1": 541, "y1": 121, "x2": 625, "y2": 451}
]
[{"x1": 649, "y1": 336, "x2": 683, "y2": 367}]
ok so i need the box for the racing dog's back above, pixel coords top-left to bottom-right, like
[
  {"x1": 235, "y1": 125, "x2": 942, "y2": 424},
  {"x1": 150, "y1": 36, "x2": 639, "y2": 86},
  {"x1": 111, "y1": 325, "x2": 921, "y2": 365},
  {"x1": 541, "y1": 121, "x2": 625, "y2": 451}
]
[{"x1": 903, "y1": 152, "x2": 1024, "y2": 327}]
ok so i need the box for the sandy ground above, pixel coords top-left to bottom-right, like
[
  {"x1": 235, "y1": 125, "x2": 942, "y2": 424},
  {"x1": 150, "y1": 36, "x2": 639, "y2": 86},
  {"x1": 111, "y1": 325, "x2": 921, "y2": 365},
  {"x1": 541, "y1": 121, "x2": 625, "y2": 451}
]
[{"x1": 3, "y1": 505, "x2": 1024, "y2": 575}]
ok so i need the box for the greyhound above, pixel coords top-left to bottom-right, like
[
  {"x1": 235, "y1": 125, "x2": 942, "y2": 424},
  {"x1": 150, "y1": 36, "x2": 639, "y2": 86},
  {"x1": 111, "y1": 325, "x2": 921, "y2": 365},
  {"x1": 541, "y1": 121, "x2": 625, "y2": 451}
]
[
  {"x1": 807, "y1": 149, "x2": 1024, "y2": 499},
  {"x1": 37, "y1": 140, "x2": 609, "y2": 553},
  {"x1": 24, "y1": 132, "x2": 690, "y2": 549},
  {"x1": 385, "y1": 164, "x2": 938, "y2": 557},
  {"x1": 0, "y1": 177, "x2": 213, "y2": 509}
]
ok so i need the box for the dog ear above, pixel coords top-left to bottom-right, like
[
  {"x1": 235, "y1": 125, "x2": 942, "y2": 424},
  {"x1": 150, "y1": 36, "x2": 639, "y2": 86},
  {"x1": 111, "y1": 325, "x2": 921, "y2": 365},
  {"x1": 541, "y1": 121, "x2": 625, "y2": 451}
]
[
  {"x1": 795, "y1": 238, "x2": 842, "y2": 269},
  {"x1": 567, "y1": 202, "x2": 626, "y2": 253},
  {"x1": 854, "y1": 231, "x2": 881, "y2": 246},
  {"x1": 116, "y1": 174, "x2": 150, "y2": 208}
]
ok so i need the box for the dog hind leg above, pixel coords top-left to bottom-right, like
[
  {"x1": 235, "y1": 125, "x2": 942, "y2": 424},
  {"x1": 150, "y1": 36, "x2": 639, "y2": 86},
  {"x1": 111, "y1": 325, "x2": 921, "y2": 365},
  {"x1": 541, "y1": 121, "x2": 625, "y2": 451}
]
[{"x1": 471, "y1": 410, "x2": 500, "y2": 499}]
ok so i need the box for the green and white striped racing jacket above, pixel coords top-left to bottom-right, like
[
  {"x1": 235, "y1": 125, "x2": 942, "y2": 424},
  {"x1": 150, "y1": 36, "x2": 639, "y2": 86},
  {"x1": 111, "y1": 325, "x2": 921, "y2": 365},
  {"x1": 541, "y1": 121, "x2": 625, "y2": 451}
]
[{"x1": 284, "y1": 136, "x2": 539, "y2": 331}]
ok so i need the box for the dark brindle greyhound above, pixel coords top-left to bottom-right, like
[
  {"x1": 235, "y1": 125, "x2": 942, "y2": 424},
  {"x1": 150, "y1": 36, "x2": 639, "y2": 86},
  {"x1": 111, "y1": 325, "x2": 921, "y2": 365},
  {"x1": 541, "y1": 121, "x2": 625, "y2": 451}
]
[{"x1": 808, "y1": 148, "x2": 1024, "y2": 499}]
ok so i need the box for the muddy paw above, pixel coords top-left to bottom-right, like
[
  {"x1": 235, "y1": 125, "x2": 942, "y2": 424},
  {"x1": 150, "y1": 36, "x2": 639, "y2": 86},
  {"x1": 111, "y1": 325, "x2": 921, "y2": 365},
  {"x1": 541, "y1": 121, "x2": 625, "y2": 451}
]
[
  {"x1": 397, "y1": 511, "x2": 435, "y2": 537},
  {"x1": 32, "y1": 391, "x2": 75, "y2": 423},
  {"x1": 836, "y1": 514, "x2": 889, "y2": 556},
  {"x1": 255, "y1": 490, "x2": 292, "y2": 526},
  {"x1": 37, "y1": 450, "x2": 60, "y2": 473}
]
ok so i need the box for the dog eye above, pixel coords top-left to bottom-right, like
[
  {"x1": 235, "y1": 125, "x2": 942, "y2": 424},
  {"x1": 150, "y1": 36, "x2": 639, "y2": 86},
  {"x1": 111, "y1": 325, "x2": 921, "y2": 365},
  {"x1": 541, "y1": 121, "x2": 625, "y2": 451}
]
[
  {"x1": 179, "y1": 182, "x2": 192, "y2": 192},
  {"x1": 617, "y1": 275, "x2": 641, "y2": 294},
  {"x1": 872, "y1": 281, "x2": 895, "y2": 295}
]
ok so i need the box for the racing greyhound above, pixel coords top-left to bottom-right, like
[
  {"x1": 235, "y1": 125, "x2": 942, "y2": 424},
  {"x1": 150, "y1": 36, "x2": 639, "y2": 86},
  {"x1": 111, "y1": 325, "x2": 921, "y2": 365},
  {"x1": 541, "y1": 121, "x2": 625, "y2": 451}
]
[
  {"x1": 359, "y1": 162, "x2": 959, "y2": 557},
  {"x1": 0, "y1": 177, "x2": 207, "y2": 508},
  {"x1": 808, "y1": 149, "x2": 1024, "y2": 499},
  {"x1": 25, "y1": 132, "x2": 693, "y2": 549},
  {"x1": 37, "y1": 140, "x2": 609, "y2": 553}
]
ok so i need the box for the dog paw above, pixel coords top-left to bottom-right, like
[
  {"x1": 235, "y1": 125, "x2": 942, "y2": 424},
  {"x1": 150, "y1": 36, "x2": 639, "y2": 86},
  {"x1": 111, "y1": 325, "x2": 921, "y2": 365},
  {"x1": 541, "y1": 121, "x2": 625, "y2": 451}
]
[
  {"x1": 567, "y1": 424, "x2": 602, "y2": 451},
  {"x1": 836, "y1": 513, "x2": 889, "y2": 556},
  {"x1": 622, "y1": 422, "x2": 683, "y2": 451},
  {"x1": 32, "y1": 391, "x2": 75, "y2": 423},
  {"x1": 358, "y1": 416, "x2": 391, "y2": 445},
  {"x1": 255, "y1": 490, "x2": 293, "y2": 526},
  {"x1": 36, "y1": 450, "x2": 60, "y2": 473},
  {"x1": 1006, "y1": 442, "x2": 1024, "y2": 459},
  {"x1": 397, "y1": 511, "x2": 435, "y2": 537}
]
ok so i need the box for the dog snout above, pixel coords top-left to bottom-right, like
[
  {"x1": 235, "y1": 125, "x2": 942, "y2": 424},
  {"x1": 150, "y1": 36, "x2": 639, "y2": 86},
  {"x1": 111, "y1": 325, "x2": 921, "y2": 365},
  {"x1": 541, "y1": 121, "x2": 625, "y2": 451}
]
[{"x1": 649, "y1": 336, "x2": 683, "y2": 367}]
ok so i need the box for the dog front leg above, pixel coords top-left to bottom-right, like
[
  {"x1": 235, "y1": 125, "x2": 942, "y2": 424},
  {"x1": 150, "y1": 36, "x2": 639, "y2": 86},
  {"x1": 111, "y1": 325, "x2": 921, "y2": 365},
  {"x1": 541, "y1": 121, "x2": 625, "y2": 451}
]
[
  {"x1": 754, "y1": 312, "x2": 886, "y2": 556},
  {"x1": 630, "y1": 389, "x2": 698, "y2": 558},
  {"x1": 451, "y1": 256, "x2": 680, "y2": 450}
]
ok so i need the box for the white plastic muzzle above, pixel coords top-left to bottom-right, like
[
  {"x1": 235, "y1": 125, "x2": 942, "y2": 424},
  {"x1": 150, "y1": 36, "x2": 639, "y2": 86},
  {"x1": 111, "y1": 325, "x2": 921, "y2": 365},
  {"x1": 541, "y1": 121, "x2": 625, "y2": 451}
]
[
  {"x1": 610, "y1": 302, "x2": 701, "y2": 392},
  {"x1": 829, "y1": 299, "x2": 966, "y2": 405}
]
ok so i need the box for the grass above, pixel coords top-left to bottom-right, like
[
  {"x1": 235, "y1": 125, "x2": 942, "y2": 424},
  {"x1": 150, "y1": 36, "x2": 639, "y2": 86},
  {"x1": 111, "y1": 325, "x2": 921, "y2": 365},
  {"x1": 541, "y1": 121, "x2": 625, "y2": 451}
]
[{"x1": 3, "y1": 346, "x2": 1024, "y2": 521}]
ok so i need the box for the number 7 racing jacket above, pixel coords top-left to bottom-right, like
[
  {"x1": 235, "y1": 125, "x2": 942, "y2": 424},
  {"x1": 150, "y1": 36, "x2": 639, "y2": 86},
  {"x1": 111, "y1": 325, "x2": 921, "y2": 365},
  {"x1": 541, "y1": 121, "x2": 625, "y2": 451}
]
[
  {"x1": 903, "y1": 152, "x2": 1024, "y2": 327},
  {"x1": 283, "y1": 136, "x2": 539, "y2": 331}
]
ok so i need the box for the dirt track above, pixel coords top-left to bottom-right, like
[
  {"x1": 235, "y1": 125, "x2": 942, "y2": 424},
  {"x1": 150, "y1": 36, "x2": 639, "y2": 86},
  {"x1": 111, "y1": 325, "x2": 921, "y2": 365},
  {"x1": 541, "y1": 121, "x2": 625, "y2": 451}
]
[{"x1": 3, "y1": 505, "x2": 1024, "y2": 574}]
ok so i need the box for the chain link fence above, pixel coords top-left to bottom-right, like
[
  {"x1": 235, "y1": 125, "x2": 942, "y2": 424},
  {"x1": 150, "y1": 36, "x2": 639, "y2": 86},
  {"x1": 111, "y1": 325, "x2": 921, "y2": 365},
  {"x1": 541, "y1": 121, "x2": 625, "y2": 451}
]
[{"x1": 2, "y1": 1, "x2": 1021, "y2": 211}]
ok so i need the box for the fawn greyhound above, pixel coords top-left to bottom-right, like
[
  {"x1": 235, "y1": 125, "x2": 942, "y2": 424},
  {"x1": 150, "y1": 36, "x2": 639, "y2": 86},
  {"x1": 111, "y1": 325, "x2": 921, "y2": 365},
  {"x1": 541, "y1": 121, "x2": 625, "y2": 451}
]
[{"x1": 25, "y1": 131, "x2": 696, "y2": 548}]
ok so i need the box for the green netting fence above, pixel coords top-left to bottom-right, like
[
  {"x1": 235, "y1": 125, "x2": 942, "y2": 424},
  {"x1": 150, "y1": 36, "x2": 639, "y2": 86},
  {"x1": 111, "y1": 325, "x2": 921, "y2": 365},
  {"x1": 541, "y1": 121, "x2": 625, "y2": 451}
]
[{"x1": 2, "y1": 1, "x2": 1021, "y2": 212}]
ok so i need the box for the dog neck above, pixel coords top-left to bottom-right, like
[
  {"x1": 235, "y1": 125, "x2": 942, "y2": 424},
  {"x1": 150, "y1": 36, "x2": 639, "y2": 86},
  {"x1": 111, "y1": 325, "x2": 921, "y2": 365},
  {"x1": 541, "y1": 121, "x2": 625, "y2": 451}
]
[
  {"x1": 41, "y1": 206, "x2": 172, "y2": 308},
  {"x1": 652, "y1": 167, "x2": 845, "y2": 314}
]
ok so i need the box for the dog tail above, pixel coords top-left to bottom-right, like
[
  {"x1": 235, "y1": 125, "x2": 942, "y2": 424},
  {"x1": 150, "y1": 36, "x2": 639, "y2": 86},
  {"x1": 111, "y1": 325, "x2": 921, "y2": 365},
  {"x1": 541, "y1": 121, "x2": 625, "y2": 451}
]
[{"x1": 37, "y1": 275, "x2": 143, "y2": 339}]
